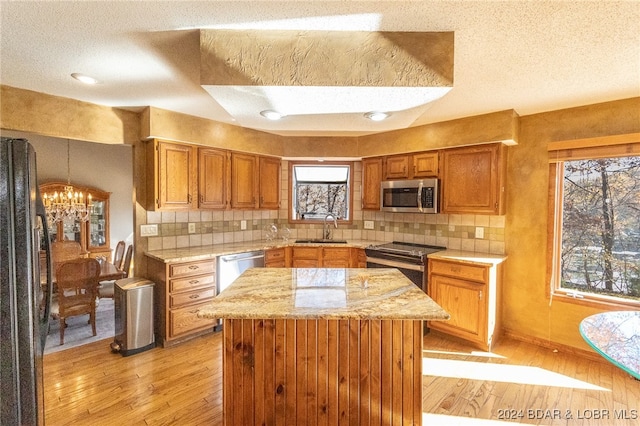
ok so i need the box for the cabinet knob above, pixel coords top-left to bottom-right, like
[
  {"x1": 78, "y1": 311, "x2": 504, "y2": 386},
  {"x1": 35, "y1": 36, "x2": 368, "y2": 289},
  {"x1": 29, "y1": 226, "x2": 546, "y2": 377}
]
[
  {"x1": 189, "y1": 279, "x2": 200, "y2": 284},
  {"x1": 188, "y1": 265, "x2": 199, "y2": 270},
  {"x1": 189, "y1": 294, "x2": 200, "y2": 299}
]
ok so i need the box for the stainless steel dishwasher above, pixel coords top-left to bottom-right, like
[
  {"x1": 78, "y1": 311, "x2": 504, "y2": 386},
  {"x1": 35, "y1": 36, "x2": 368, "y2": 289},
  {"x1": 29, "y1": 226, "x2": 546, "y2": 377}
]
[{"x1": 217, "y1": 250, "x2": 265, "y2": 295}]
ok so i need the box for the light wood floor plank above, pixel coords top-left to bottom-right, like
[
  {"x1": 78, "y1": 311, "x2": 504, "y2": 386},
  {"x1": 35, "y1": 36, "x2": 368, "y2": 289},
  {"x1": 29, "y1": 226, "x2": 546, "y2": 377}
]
[{"x1": 44, "y1": 330, "x2": 640, "y2": 425}]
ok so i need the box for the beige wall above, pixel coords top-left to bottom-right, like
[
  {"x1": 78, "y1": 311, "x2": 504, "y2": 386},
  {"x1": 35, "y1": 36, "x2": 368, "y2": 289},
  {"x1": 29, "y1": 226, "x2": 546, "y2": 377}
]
[{"x1": 504, "y1": 97, "x2": 640, "y2": 352}]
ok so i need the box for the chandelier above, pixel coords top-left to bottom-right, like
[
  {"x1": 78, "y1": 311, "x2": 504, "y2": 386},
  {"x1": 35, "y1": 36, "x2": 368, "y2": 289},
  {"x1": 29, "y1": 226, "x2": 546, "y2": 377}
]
[{"x1": 42, "y1": 140, "x2": 92, "y2": 224}]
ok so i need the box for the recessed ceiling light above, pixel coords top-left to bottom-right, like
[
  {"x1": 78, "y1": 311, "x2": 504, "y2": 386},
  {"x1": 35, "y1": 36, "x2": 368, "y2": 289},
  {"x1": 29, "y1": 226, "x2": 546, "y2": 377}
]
[
  {"x1": 260, "y1": 110, "x2": 283, "y2": 120},
  {"x1": 364, "y1": 111, "x2": 390, "y2": 121},
  {"x1": 71, "y1": 73, "x2": 99, "y2": 85}
]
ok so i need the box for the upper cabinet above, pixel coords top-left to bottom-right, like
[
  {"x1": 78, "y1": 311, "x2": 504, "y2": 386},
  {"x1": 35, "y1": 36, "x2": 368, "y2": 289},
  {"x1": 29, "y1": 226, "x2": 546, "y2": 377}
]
[
  {"x1": 147, "y1": 140, "x2": 196, "y2": 210},
  {"x1": 441, "y1": 143, "x2": 506, "y2": 215},
  {"x1": 198, "y1": 147, "x2": 230, "y2": 209},
  {"x1": 411, "y1": 152, "x2": 439, "y2": 178},
  {"x1": 362, "y1": 157, "x2": 383, "y2": 210},
  {"x1": 258, "y1": 156, "x2": 281, "y2": 209},
  {"x1": 384, "y1": 155, "x2": 410, "y2": 179},
  {"x1": 147, "y1": 139, "x2": 281, "y2": 211},
  {"x1": 231, "y1": 152, "x2": 258, "y2": 209},
  {"x1": 40, "y1": 182, "x2": 111, "y2": 259}
]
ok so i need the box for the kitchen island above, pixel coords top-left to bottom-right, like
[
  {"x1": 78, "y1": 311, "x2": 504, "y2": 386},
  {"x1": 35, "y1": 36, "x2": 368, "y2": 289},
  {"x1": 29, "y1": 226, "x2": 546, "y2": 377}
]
[{"x1": 198, "y1": 267, "x2": 449, "y2": 425}]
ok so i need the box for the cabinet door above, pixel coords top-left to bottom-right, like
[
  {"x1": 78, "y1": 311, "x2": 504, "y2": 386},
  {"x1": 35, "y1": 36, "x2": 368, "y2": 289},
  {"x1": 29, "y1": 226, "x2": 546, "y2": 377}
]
[
  {"x1": 259, "y1": 156, "x2": 281, "y2": 209},
  {"x1": 429, "y1": 274, "x2": 487, "y2": 344},
  {"x1": 322, "y1": 247, "x2": 351, "y2": 267},
  {"x1": 384, "y1": 155, "x2": 410, "y2": 179},
  {"x1": 412, "y1": 152, "x2": 439, "y2": 178},
  {"x1": 292, "y1": 259, "x2": 320, "y2": 268},
  {"x1": 198, "y1": 147, "x2": 229, "y2": 209},
  {"x1": 156, "y1": 141, "x2": 196, "y2": 210},
  {"x1": 231, "y1": 152, "x2": 258, "y2": 209},
  {"x1": 441, "y1": 143, "x2": 505, "y2": 214},
  {"x1": 362, "y1": 157, "x2": 383, "y2": 210}
]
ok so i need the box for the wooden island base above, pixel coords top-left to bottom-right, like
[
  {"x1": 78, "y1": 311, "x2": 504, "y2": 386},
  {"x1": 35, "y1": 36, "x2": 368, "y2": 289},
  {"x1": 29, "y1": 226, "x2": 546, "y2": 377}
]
[{"x1": 223, "y1": 318, "x2": 424, "y2": 425}]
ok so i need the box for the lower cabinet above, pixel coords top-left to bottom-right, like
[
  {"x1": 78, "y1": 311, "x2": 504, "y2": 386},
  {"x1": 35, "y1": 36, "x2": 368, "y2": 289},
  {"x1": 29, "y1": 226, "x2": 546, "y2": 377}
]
[
  {"x1": 427, "y1": 257, "x2": 503, "y2": 351},
  {"x1": 291, "y1": 246, "x2": 364, "y2": 268},
  {"x1": 146, "y1": 256, "x2": 218, "y2": 346},
  {"x1": 264, "y1": 247, "x2": 289, "y2": 267}
]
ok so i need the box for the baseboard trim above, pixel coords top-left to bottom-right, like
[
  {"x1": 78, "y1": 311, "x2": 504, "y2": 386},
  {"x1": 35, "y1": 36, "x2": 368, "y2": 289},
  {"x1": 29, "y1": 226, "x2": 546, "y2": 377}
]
[{"x1": 502, "y1": 328, "x2": 605, "y2": 364}]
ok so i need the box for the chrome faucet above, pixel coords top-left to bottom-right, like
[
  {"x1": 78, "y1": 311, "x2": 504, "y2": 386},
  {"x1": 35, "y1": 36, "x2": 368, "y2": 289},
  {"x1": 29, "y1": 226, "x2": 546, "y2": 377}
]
[{"x1": 323, "y1": 214, "x2": 338, "y2": 240}]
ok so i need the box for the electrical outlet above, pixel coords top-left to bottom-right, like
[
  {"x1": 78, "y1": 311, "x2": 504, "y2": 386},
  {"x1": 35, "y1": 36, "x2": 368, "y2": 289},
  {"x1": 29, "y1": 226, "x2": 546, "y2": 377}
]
[
  {"x1": 241, "y1": 220, "x2": 247, "y2": 230},
  {"x1": 188, "y1": 223, "x2": 196, "y2": 234},
  {"x1": 364, "y1": 220, "x2": 374, "y2": 230},
  {"x1": 475, "y1": 227, "x2": 484, "y2": 239},
  {"x1": 140, "y1": 224, "x2": 158, "y2": 237}
]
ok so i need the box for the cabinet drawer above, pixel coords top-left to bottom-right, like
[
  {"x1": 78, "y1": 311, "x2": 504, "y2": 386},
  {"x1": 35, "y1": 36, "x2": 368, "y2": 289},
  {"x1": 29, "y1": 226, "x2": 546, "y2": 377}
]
[
  {"x1": 265, "y1": 248, "x2": 285, "y2": 262},
  {"x1": 430, "y1": 259, "x2": 487, "y2": 283},
  {"x1": 169, "y1": 302, "x2": 217, "y2": 338},
  {"x1": 292, "y1": 247, "x2": 319, "y2": 259},
  {"x1": 170, "y1": 286, "x2": 216, "y2": 308},
  {"x1": 169, "y1": 273, "x2": 215, "y2": 293},
  {"x1": 265, "y1": 260, "x2": 286, "y2": 268},
  {"x1": 169, "y1": 260, "x2": 215, "y2": 278},
  {"x1": 322, "y1": 247, "x2": 351, "y2": 259}
]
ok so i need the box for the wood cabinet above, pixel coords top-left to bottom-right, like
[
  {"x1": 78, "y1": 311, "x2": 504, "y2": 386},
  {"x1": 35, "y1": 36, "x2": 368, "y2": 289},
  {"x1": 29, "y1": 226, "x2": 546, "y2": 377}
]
[
  {"x1": 322, "y1": 246, "x2": 351, "y2": 267},
  {"x1": 441, "y1": 143, "x2": 506, "y2": 214},
  {"x1": 147, "y1": 140, "x2": 196, "y2": 210},
  {"x1": 427, "y1": 257, "x2": 503, "y2": 350},
  {"x1": 355, "y1": 248, "x2": 367, "y2": 268},
  {"x1": 231, "y1": 152, "x2": 258, "y2": 209},
  {"x1": 147, "y1": 139, "x2": 281, "y2": 211},
  {"x1": 264, "y1": 247, "x2": 288, "y2": 267},
  {"x1": 291, "y1": 246, "x2": 320, "y2": 267},
  {"x1": 258, "y1": 156, "x2": 281, "y2": 209},
  {"x1": 291, "y1": 246, "x2": 361, "y2": 267},
  {"x1": 198, "y1": 147, "x2": 230, "y2": 209},
  {"x1": 40, "y1": 182, "x2": 112, "y2": 259},
  {"x1": 146, "y1": 256, "x2": 218, "y2": 346},
  {"x1": 412, "y1": 151, "x2": 439, "y2": 178},
  {"x1": 384, "y1": 154, "x2": 410, "y2": 179},
  {"x1": 361, "y1": 157, "x2": 383, "y2": 210}
]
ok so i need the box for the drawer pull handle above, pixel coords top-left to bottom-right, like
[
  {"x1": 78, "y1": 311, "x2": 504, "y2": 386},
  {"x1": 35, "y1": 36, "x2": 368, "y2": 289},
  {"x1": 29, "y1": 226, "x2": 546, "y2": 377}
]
[
  {"x1": 188, "y1": 265, "x2": 199, "y2": 270},
  {"x1": 189, "y1": 309, "x2": 199, "y2": 314},
  {"x1": 450, "y1": 266, "x2": 461, "y2": 273},
  {"x1": 189, "y1": 294, "x2": 200, "y2": 299},
  {"x1": 189, "y1": 280, "x2": 200, "y2": 284}
]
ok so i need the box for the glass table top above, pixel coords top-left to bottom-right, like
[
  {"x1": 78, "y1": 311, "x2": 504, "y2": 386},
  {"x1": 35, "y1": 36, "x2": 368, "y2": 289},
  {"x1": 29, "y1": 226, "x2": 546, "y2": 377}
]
[{"x1": 579, "y1": 311, "x2": 640, "y2": 380}]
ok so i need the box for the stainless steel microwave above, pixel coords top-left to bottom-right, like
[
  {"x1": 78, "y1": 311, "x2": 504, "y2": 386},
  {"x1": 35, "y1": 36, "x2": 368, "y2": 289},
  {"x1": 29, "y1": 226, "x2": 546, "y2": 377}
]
[{"x1": 380, "y1": 179, "x2": 439, "y2": 213}]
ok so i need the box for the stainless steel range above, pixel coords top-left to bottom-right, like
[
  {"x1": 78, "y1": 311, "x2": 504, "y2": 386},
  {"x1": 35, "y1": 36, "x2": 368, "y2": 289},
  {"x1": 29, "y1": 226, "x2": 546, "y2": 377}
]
[{"x1": 365, "y1": 242, "x2": 446, "y2": 292}]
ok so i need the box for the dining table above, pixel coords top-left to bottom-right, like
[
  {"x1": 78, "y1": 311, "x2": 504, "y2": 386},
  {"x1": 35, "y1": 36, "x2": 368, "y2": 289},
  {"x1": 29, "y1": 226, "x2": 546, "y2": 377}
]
[
  {"x1": 42, "y1": 257, "x2": 126, "y2": 285},
  {"x1": 579, "y1": 311, "x2": 640, "y2": 380}
]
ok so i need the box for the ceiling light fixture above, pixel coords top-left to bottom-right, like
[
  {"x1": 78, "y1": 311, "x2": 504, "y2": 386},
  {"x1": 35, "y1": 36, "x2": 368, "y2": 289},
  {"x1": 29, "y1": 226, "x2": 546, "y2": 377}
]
[
  {"x1": 42, "y1": 139, "x2": 92, "y2": 225},
  {"x1": 260, "y1": 110, "x2": 284, "y2": 120},
  {"x1": 364, "y1": 111, "x2": 390, "y2": 122},
  {"x1": 71, "y1": 73, "x2": 99, "y2": 85}
]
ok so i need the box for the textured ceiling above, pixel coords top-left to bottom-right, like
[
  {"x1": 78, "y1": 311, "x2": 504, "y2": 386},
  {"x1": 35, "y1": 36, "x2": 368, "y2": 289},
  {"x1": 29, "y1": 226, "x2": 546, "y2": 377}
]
[{"x1": 1, "y1": 1, "x2": 639, "y2": 137}]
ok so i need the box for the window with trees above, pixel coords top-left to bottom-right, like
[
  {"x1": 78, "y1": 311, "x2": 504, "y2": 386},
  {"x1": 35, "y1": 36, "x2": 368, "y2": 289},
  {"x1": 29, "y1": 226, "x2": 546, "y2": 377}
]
[
  {"x1": 289, "y1": 162, "x2": 353, "y2": 223},
  {"x1": 548, "y1": 136, "x2": 640, "y2": 307}
]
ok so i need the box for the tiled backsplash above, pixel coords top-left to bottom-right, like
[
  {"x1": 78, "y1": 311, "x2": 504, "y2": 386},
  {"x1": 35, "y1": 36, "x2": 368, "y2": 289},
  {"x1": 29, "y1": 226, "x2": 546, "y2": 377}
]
[
  {"x1": 145, "y1": 209, "x2": 505, "y2": 254},
  {"x1": 144, "y1": 160, "x2": 506, "y2": 254}
]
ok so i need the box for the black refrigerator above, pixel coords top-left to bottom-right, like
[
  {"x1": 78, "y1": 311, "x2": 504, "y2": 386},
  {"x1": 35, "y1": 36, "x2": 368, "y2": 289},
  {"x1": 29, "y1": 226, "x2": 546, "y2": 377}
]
[{"x1": 0, "y1": 137, "x2": 52, "y2": 425}]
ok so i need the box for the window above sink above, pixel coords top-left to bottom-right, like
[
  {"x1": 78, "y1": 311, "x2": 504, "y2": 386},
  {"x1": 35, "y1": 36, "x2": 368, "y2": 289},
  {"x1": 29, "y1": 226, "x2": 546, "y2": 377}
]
[{"x1": 288, "y1": 161, "x2": 354, "y2": 224}]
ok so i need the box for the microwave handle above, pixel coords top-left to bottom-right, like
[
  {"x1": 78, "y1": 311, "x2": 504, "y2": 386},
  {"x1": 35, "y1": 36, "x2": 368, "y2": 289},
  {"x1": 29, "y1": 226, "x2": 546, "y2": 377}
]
[{"x1": 417, "y1": 181, "x2": 424, "y2": 212}]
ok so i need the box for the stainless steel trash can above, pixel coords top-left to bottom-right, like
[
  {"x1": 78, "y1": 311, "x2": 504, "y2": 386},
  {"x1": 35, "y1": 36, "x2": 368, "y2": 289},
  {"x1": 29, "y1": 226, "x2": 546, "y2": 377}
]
[{"x1": 111, "y1": 277, "x2": 155, "y2": 356}]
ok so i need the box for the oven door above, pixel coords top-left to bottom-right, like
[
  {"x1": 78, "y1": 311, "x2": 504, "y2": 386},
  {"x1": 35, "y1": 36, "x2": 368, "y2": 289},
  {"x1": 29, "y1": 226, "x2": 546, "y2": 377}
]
[{"x1": 366, "y1": 256, "x2": 425, "y2": 292}]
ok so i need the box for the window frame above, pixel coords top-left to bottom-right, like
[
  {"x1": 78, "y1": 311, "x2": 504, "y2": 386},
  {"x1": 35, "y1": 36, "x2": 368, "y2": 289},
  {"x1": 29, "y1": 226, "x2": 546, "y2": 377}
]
[
  {"x1": 288, "y1": 160, "x2": 354, "y2": 225},
  {"x1": 546, "y1": 133, "x2": 640, "y2": 309}
]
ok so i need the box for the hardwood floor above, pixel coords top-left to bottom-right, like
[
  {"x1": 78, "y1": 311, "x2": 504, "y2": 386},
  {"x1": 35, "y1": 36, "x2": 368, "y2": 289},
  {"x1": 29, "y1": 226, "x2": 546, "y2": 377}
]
[{"x1": 43, "y1": 331, "x2": 640, "y2": 425}]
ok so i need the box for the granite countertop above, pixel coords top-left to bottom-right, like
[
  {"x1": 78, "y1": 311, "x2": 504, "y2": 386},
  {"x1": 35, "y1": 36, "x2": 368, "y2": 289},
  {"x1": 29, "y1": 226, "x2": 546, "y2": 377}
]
[
  {"x1": 428, "y1": 249, "x2": 507, "y2": 266},
  {"x1": 144, "y1": 239, "x2": 385, "y2": 263},
  {"x1": 197, "y1": 267, "x2": 450, "y2": 321}
]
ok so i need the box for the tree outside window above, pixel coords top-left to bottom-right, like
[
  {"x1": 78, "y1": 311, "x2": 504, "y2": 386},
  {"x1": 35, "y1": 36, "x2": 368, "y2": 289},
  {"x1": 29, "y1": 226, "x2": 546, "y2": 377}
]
[{"x1": 556, "y1": 156, "x2": 640, "y2": 301}]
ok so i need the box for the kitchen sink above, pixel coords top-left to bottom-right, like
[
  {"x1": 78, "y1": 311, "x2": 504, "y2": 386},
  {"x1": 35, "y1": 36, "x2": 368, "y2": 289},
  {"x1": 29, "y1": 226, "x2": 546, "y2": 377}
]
[{"x1": 295, "y1": 239, "x2": 347, "y2": 244}]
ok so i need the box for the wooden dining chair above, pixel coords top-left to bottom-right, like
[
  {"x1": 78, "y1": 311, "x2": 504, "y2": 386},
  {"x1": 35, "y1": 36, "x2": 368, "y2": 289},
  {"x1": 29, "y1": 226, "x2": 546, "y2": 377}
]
[
  {"x1": 51, "y1": 240, "x2": 86, "y2": 273},
  {"x1": 121, "y1": 244, "x2": 133, "y2": 278},
  {"x1": 112, "y1": 240, "x2": 126, "y2": 270},
  {"x1": 55, "y1": 258, "x2": 101, "y2": 345}
]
